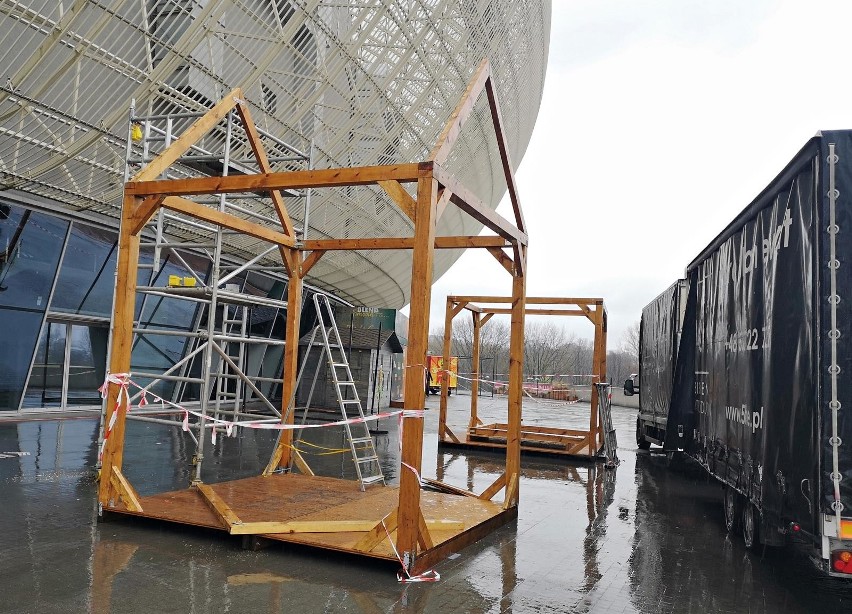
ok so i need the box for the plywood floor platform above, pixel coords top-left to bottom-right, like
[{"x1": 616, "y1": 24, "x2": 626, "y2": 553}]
[
  {"x1": 104, "y1": 473, "x2": 516, "y2": 574},
  {"x1": 440, "y1": 422, "x2": 602, "y2": 460}
]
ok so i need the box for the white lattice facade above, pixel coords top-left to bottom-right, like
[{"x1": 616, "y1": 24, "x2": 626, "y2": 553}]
[{"x1": 0, "y1": 0, "x2": 550, "y2": 306}]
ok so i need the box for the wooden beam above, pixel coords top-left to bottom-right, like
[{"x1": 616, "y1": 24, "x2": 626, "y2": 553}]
[
  {"x1": 126, "y1": 163, "x2": 429, "y2": 196},
  {"x1": 446, "y1": 296, "x2": 604, "y2": 306},
  {"x1": 505, "y1": 249, "x2": 527, "y2": 508},
  {"x1": 478, "y1": 472, "x2": 507, "y2": 501},
  {"x1": 486, "y1": 247, "x2": 514, "y2": 275},
  {"x1": 291, "y1": 448, "x2": 314, "y2": 476},
  {"x1": 485, "y1": 77, "x2": 527, "y2": 236},
  {"x1": 420, "y1": 478, "x2": 477, "y2": 498},
  {"x1": 439, "y1": 297, "x2": 454, "y2": 441},
  {"x1": 378, "y1": 180, "x2": 416, "y2": 221},
  {"x1": 435, "y1": 236, "x2": 509, "y2": 249},
  {"x1": 430, "y1": 58, "x2": 491, "y2": 165},
  {"x1": 303, "y1": 237, "x2": 414, "y2": 251},
  {"x1": 195, "y1": 482, "x2": 241, "y2": 530},
  {"x1": 417, "y1": 509, "x2": 435, "y2": 550},
  {"x1": 450, "y1": 300, "x2": 469, "y2": 318},
  {"x1": 109, "y1": 467, "x2": 143, "y2": 512},
  {"x1": 129, "y1": 195, "x2": 165, "y2": 236},
  {"x1": 267, "y1": 252, "x2": 303, "y2": 472},
  {"x1": 300, "y1": 236, "x2": 510, "y2": 252},
  {"x1": 354, "y1": 510, "x2": 398, "y2": 552},
  {"x1": 132, "y1": 89, "x2": 244, "y2": 182},
  {"x1": 160, "y1": 196, "x2": 295, "y2": 248},
  {"x1": 436, "y1": 187, "x2": 453, "y2": 220},
  {"x1": 480, "y1": 312, "x2": 495, "y2": 327},
  {"x1": 432, "y1": 164, "x2": 527, "y2": 245},
  {"x1": 443, "y1": 425, "x2": 461, "y2": 443},
  {"x1": 98, "y1": 193, "x2": 141, "y2": 507},
  {"x1": 483, "y1": 308, "x2": 587, "y2": 316},
  {"x1": 397, "y1": 175, "x2": 438, "y2": 561},
  {"x1": 503, "y1": 473, "x2": 519, "y2": 511},
  {"x1": 300, "y1": 250, "x2": 325, "y2": 277},
  {"x1": 234, "y1": 100, "x2": 296, "y2": 237},
  {"x1": 227, "y1": 519, "x2": 464, "y2": 535},
  {"x1": 470, "y1": 311, "x2": 481, "y2": 429}
]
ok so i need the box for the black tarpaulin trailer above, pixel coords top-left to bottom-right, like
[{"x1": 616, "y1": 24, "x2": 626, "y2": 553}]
[{"x1": 634, "y1": 130, "x2": 852, "y2": 577}]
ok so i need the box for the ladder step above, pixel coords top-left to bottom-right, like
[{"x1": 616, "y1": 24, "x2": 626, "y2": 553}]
[
  {"x1": 356, "y1": 456, "x2": 379, "y2": 464},
  {"x1": 360, "y1": 475, "x2": 385, "y2": 484},
  {"x1": 331, "y1": 363, "x2": 349, "y2": 368},
  {"x1": 337, "y1": 381, "x2": 356, "y2": 387},
  {"x1": 341, "y1": 400, "x2": 361, "y2": 404},
  {"x1": 350, "y1": 437, "x2": 374, "y2": 444}
]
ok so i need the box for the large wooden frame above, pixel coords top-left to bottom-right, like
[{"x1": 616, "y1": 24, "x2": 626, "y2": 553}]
[
  {"x1": 438, "y1": 296, "x2": 607, "y2": 459},
  {"x1": 97, "y1": 60, "x2": 528, "y2": 574}
]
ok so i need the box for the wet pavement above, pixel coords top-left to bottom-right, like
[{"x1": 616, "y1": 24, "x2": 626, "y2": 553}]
[{"x1": 1, "y1": 396, "x2": 852, "y2": 613}]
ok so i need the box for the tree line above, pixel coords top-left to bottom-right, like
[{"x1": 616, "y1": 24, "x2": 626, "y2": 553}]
[{"x1": 428, "y1": 319, "x2": 639, "y2": 388}]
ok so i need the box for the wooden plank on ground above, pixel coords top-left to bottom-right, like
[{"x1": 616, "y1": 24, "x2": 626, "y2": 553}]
[
  {"x1": 195, "y1": 482, "x2": 241, "y2": 530},
  {"x1": 421, "y1": 478, "x2": 477, "y2": 498}
]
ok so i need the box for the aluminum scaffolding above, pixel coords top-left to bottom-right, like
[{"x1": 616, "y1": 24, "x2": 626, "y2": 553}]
[{"x1": 106, "y1": 102, "x2": 312, "y2": 481}]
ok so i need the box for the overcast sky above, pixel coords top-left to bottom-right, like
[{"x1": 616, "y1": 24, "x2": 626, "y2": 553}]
[{"x1": 427, "y1": 0, "x2": 852, "y2": 347}]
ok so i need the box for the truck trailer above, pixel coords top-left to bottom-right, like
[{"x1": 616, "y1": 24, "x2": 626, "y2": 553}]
[{"x1": 629, "y1": 130, "x2": 852, "y2": 576}]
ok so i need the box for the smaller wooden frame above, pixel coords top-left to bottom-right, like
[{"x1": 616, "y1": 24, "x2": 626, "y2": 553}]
[{"x1": 438, "y1": 296, "x2": 608, "y2": 459}]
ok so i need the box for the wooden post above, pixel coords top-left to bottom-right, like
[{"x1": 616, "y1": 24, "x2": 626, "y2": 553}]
[
  {"x1": 270, "y1": 249, "x2": 303, "y2": 471},
  {"x1": 588, "y1": 304, "x2": 607, "y2": 454},
  {"x1": 98, "y1": 193, "x2": 141, "y2": 507},
  {"x1": 470, "y1": 311, "x2": 481, "y2": 428},
  {"x1": 504, "y1": 248, "x2": 526, "y2": 507},
  {"x1": 397, "y1": 175, "x2": 437, "y2": 565},
  {"x1": 438, "y1": 299, "x2": 453, "y2": 441}
]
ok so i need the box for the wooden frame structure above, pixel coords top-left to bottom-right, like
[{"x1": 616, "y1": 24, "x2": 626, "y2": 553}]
[
  {"x1": 97, "y1": 59, "x2": 528, "y2": 574},
  {"x1": 438, "y1": 296, "x2": 607, "y2": 459}
]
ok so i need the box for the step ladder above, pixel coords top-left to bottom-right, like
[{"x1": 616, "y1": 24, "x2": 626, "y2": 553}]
[
  {"x1": 595, "y1": 382, "x2": 619, "y2": 467},
  {"x1": 212, "y1": 302, "x2": 248, "y2": 420},
  {"x1": 296, "y1": 293, "x2": 385, "y2": 490}
]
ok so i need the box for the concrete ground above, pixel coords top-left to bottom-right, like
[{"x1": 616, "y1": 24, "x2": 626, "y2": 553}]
[{"x1": 1, "y1": 394, "x2": 851, "y2": 613}]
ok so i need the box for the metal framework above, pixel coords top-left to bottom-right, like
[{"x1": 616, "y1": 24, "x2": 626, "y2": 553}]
[
  {"x1": 98, "y1": 60, "x2": 529, "y2": 575},
  {"x1": 0, "y1": 0, "x2": 550, "y2": 308},
  {"x1": 109, "y1": 100, "x2": 312, "y2": 477},
  {"x1": 438, "y1": 296, "x2": 608, "y2": 459}
]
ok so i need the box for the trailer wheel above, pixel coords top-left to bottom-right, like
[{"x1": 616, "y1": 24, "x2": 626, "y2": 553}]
[
  {"x1": 742, "y1": 502, "x2": 759, "y2": 549},
  {"x1": 724, "y1": 487, "x2": 740, "y2": 533},
  {"x1": 636, "y1": 419, "x2": 651, "y2": 450}
]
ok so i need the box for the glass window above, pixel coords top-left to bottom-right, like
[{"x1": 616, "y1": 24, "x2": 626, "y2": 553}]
[
  {"x1": 21, "y1": 321, "x2": 66, "y2": 409},
  {"x1": 67, "y1": 324, "x2": 108, "y2": 405},
  {"x1": 0, "y1": 307, "x2": 45, "y2": 411},
  {"x1": 0, "y1": 204, "x2": 68, "y2": 311},
  {"x1": 52, "y1": 223, "x2": 118, "y2": 318}
]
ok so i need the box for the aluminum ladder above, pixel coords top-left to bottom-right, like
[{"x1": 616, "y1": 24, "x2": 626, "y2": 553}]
[{"x1": 310, "y1": 293, "x2": 385, "y2": 489}]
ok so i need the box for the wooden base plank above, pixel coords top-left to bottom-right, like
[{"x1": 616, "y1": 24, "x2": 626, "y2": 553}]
[{"x1": 102, "y1": 474, "x2": 505, "y2": 570}]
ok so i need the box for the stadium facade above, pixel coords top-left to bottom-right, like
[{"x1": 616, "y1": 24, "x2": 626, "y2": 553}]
[{"x1": 0, "y1": 0, "x2": 551, "y2": 413}]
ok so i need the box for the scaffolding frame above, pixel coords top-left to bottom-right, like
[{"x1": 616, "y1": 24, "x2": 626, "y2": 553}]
[
  {"x1": 98, "y1": 59, "x2": 529, "y2": 574},
  {"x1": 107, "y1": 97, "x2": 312, "y2": 478},
  {"x1": 438, "y1": 296, "x2": 608, "y2": 459}
]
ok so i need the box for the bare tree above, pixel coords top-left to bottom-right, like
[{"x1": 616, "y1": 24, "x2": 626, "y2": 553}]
[
  {"x1": 524, "y1": 321, "x2": 569, "y2": 377},
  {"x1": 622, "y1": 321, "x2": 640, "y2": 357}
]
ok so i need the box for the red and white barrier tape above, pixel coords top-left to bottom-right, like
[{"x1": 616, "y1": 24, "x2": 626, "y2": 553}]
[{"x1": 97, "y1": 372, "x2": 132, "y2": 461}]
